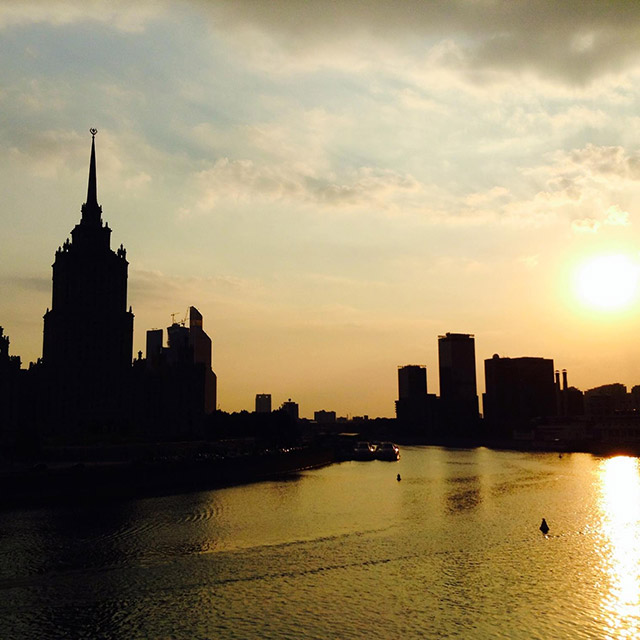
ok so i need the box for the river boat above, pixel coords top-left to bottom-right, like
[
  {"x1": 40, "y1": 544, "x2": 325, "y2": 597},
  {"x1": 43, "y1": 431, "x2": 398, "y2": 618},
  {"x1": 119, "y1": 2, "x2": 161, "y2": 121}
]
[
  {"x1": 375, "y1": 442, "x2": 400, "y2": 461},
  {"x1": 353, "y1": 441, "x2": 376, "y2": 461}
]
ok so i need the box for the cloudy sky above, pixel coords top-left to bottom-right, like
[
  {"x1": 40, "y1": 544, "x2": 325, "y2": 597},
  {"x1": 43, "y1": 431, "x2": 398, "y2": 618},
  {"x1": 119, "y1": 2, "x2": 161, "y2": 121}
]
[{"x1": 3, "y1": 0, "x2": 640, "y2": 417}]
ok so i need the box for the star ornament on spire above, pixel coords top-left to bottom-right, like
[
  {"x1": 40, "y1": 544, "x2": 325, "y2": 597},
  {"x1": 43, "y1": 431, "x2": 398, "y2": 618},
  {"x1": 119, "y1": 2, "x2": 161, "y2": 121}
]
[{"x1": 90, "y1": 127, "x2": 98, "y2": 137}]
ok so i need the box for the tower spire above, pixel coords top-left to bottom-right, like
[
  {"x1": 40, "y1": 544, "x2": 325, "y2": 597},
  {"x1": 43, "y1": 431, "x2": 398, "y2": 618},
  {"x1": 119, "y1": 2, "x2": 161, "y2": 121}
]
[
  {"x1": 81, "y1": 127, "x2": 101, "y2": 224},
  {"x1": 86, "y1": 127, "x2": 98, "y2": 208}
]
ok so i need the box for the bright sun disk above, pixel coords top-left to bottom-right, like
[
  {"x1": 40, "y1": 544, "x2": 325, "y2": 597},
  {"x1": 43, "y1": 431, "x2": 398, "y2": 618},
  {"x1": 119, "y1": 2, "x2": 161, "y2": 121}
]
[{"x1": 575, "y1": 254, "x2": 640, "y2": 311}]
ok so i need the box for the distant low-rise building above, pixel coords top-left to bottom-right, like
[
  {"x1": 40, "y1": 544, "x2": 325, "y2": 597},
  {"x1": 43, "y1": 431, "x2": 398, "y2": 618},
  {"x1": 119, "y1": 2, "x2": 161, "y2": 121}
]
[
  {"x1": 280, "y1": 399, "x2": 299, "y2": 420},
  {"x1": 314, "y1": 410, "x2": 336, "y2": 423},
  {"x1": 255, "y1": 394, "x2": 272, "y2": 414}
]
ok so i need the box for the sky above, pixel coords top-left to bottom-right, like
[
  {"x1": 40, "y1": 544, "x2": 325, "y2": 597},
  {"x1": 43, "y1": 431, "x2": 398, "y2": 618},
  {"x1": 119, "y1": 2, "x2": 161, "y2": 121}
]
[{"x1": 3, "y1": 0, "x2": 640, "y2": 418}]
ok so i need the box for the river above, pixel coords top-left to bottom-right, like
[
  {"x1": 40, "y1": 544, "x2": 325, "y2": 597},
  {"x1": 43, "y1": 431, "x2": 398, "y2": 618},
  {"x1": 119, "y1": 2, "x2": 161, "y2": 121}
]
[{"x1": 1, "y1": 446, "x2": 639, "y2": 639}]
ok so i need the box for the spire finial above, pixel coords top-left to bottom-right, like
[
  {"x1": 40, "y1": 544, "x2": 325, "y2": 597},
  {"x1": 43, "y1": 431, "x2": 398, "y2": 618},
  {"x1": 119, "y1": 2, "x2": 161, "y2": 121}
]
[{"x1": 85, "y1": 127, "x2": 99, "y2": 213}]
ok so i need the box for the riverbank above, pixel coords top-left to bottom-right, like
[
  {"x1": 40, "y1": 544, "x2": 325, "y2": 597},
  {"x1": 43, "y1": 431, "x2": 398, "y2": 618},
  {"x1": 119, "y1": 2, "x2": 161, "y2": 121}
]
[
  {"x1": 0, "y1": 445, "x2": 336, "y2": 510},
  {"x1": 3, "y1": 434, "x2": 636, "y2": 511}
]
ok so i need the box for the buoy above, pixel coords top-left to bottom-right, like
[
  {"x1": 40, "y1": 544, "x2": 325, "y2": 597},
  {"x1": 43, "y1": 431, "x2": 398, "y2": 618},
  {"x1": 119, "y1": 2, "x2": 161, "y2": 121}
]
[
  {"x1": 540, "y1": 518, "x2": 549, "y2": 534},
  {"x1": 397, "y1": 473, "x2": 401, "y2": 482}
]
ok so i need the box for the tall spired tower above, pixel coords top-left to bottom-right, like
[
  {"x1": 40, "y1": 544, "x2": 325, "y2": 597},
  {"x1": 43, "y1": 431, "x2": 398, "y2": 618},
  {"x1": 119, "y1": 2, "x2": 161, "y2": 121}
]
[{"x1": 43, "y1": 129, "x2": 134, "y2": 432}]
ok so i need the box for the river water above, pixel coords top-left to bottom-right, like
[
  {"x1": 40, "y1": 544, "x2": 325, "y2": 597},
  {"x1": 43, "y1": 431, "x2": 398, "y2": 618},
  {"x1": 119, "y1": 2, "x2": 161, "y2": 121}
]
[{"x1": 1, "y1": 446, "x2": 640, "y2": 639}]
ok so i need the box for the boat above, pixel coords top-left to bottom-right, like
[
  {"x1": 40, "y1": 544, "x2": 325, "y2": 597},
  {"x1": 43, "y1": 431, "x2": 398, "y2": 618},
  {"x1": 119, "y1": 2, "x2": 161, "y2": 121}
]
[
  {"x1": 375, "y1": 442, "x2": 400, "y2": 461},
  {"x1": 353, "y1": 441, "x2": 376, "y2": 461}
]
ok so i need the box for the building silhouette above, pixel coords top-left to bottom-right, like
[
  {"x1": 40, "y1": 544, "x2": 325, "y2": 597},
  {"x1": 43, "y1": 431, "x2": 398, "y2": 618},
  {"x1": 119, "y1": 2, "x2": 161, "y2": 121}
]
[
  {"x1": 554, "y1": 369, "x2": 584, "y2": 417},
  {"x1": 188, "y1": 306, "x2": 217, "y2": 414},
  {"x1": 0, "y1": 327, "x2": 22, "y2": 441},
  {"x1": 280, "y1": 399, "x2": 299, "y2": 420},
  {"x1": 255, "y1": 394, "x2": 272, "y2": 413},
  {"x1": 395, "y1": 365, "x2": 440, "y2": 434},
  {"x1": 483, "y1": 355, "x2": 556, "y2": 437},
  {"x1": 42, "y1": 130, "x2": 134, "y2": 436},
  {"x1": 438, "y1": 332, "x2": 479, "y2": 435},
  {"x1": 584, "y1": 383, "x2": 631, "y2": 417},
  {"x1": 398, "y1": 364, "x2": 427, "y2": 401},
  {"x1": 132, "y1": 307, "x2": 216, "y2": 439},
  {"x1": 314, "y1": 410, "x2": 336, "y2": 424}
]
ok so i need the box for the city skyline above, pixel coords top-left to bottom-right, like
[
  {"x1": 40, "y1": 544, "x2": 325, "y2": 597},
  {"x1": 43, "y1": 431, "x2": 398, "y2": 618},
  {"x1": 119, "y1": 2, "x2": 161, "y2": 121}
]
[{"x1": 4, "y1": 2, "x2": 640, "y2": 417}]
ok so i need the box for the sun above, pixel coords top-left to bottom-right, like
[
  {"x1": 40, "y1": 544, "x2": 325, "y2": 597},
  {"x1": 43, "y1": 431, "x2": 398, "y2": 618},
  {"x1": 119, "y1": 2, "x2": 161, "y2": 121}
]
[{"x1": 575, "y1": 254, "x2": 640, "y2": 311}]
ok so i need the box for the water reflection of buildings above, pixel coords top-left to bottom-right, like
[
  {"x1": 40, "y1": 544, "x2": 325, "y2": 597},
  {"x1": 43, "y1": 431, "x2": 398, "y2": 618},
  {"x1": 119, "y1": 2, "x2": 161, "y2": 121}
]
[{"x1": 598, "y1": 456, "x2": 640, "y2": 638}]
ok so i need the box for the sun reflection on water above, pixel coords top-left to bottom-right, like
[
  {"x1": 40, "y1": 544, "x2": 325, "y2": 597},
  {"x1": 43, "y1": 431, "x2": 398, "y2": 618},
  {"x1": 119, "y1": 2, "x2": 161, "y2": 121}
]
[{"x1": 598, "y1": 456, "x2": 640, "y2": 638}]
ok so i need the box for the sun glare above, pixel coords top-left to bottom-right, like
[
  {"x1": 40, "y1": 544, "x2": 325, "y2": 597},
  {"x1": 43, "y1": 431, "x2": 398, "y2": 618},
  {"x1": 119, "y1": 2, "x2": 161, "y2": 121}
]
[{"x1": 575, "y1": 255, "x2": 640, "y2": 311}]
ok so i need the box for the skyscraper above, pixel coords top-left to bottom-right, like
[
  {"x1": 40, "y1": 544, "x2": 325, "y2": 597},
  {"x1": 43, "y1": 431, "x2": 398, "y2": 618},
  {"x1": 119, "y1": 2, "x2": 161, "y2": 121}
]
[
  {"x1": 188, "y1": 306, "x2": 217, "y2": 414},
  {"x1": 438, "y1": 333, "x2": 479, "y2": 435},
  {"x1": 42, "y1": 130, "x2": 134, "y2": 433},
  {"x1": 136, "y1": 307, "x2": 217, "y2": 438},
  {"x1": 483, "y1": 355, "x2": 556, "y2": 437}
]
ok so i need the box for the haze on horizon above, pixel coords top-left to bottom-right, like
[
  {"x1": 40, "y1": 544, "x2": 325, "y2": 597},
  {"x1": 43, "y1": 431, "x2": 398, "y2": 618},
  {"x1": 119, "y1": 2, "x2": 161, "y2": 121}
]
[{"x1": 3, "y1": 0, "x2": 640, "y2": 418}]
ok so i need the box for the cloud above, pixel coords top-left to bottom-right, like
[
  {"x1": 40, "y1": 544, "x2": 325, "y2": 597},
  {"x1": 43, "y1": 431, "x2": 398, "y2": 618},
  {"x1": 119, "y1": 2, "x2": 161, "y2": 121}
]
[
  {"x1": 572, "y1": 218, "x2": 600, "y2": 233},
  {"x1": 190, "y1": 158, "x2": 422, "y2": 212},
  {"x1": 129, "y1": 269, "x2": 258, "y2": 304},
  {"x1": 2, "y1": 275, "x2": 50, "y2": 293},
  {"x1": 564, "y1": 144, "x2": 640, "y2": 181},
  {"x1": 203, "y1": 0, "x2": 640, "y2": 84},
  {"x1": 518, "y1": 255, "x2": 540, "y2": 269},
  {"x1": 569, "y1": 205, "x2": 629, "y2": 235},
  {"x1": 124, "y1": 171, "x2": 152, "y2": 190},
  {"x1": 514, "y1": 144, "x2": 640, "y2": 230},
  {"x1": 604, "y1": 204, "x2": 630, "y2": 226},
  {"x1": 0, "y1": 0, "x2": 167, "y2": 32}
]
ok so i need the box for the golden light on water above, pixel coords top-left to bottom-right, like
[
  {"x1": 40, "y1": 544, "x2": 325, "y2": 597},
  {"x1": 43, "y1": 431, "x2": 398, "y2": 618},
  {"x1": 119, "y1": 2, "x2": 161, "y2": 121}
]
[
  {"x1": 598, "y1": 456, "x2": 640, "y2": 637},
  {"x1": 575, "y1": 255, "x2": 640, "y2": 311}
]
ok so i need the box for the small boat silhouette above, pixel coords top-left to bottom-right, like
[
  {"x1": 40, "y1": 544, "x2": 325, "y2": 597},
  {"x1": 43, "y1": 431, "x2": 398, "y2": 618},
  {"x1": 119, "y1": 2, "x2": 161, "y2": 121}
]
[{"x1": 540, "y1": 518, "x2": 549, "y2": 534}]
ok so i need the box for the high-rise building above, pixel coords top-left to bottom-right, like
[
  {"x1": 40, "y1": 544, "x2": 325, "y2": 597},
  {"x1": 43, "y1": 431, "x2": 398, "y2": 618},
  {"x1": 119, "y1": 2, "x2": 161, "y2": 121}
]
[
  {"x1": 438, "y1": 333, "x2": 479, "y2": 435},
  {"x1": 188, "y1": 306, "x2": 217, "y2": 413},
  {"x1": 395, "y1": 365, "x2": 439, "y2": 431},
  {"x1": 42, "y1": 130, "x2": 134, "y2": 433},
  {"x1": 255, "y1": 394, "x2": 272, "y2": 413},
  {"x1": 398, "y1": 365, "x2": 427, "y2": 399},
  {"x1": 483, "y1": 355, "x2": 556, "y2": 436},
  {"x1": 145, "y1": 329, "x2": 163, "y2": 369},
  {"x1": 135, "y1": 308, "x2": 217, "y2": 438}
]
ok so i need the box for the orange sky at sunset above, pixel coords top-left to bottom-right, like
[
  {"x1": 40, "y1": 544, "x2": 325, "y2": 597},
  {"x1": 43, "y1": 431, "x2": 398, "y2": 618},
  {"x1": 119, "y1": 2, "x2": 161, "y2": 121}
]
[{"x1": 3, "y1": 1, "x2": 640, "y2": 417}]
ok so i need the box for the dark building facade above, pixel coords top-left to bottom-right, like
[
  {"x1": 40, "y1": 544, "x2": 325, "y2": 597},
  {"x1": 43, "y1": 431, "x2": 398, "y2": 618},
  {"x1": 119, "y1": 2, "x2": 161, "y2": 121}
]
[
  {"x1": 398, "y1": 365, "x2": 427, "y2": 400},
  {"x1": 483, "y1": 355, "x2": 556, "y2": 437},
  {"x1": 187, "y1": 306, "x2": 217, "y2": 414},
  {"x1": 42, "y1": 131, "x2": 134, "y2": 435},
  {"x1": 0, "y1": 328, "x2": 22, "y2": 441},
  {"x1": 280, "y1": 399, "x2": 299, "y2": 420},
  {"x1": 314, "y1": 410, "x2": 336, "y2": 424},
  {"x1": 395, "y1": 365, "x2": 440, "y2": 434},
  {"x1": 438, "y1": 333, "x2": 479, "y2": 435},
  {"x1": 255, "y1": 394, "x2": 272, "y2": 413},
  {"x1": 133, "y1": 307, "x2": 217, "y2": 439}
]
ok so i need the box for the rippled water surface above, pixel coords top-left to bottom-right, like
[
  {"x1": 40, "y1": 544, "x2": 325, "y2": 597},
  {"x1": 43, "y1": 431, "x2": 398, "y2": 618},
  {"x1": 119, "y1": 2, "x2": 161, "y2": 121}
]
[{"x1": 2, "y1": 447, "x2": 640, "y2": 639}]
